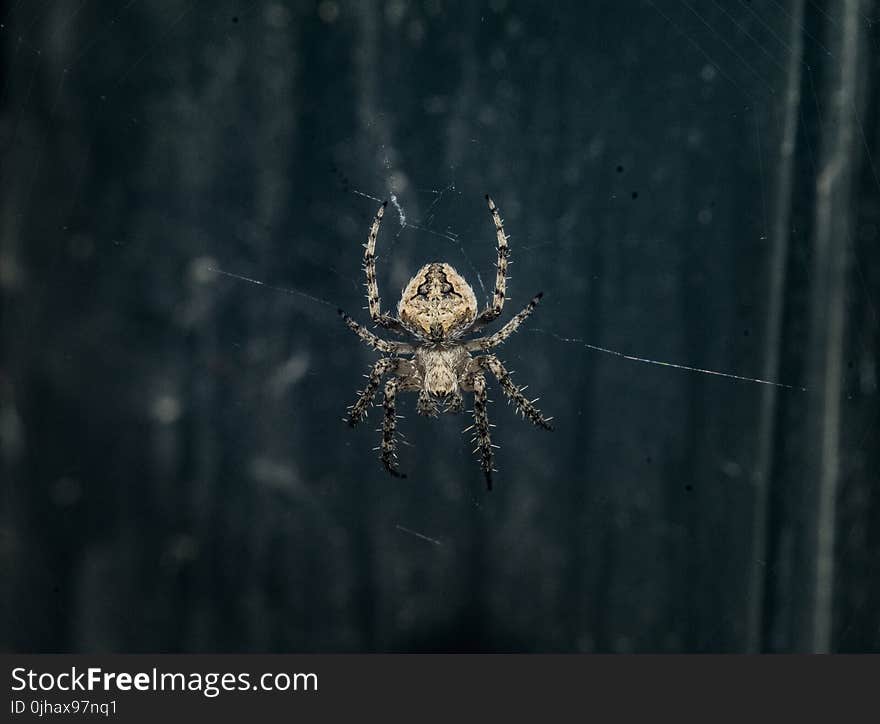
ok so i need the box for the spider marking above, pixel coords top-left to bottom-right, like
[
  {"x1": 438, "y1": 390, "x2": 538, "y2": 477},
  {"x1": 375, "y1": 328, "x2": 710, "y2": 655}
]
[{"x1": 338, "y1": 195, "x2": 553, "y2": 490}]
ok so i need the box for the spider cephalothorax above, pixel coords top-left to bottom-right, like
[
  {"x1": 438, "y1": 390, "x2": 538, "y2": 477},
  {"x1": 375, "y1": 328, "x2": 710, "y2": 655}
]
[{"x1": 338, "y1": 195, "x2": 553, "y2": 490}]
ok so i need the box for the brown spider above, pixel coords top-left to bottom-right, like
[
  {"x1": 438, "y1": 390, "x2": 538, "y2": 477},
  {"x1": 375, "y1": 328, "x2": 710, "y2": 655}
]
[{"x1": 338, "y1": 195, "x2": 553, "y2": 490}]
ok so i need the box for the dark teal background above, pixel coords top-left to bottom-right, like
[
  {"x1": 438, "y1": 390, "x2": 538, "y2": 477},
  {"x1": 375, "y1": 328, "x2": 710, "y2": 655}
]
[{"x1": 1, "y1": 1, "x2": 878, "y2": 652}]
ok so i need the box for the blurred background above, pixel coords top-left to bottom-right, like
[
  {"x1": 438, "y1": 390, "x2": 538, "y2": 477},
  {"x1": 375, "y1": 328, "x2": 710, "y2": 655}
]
[{"x1": 1, "y1": 0, "x2": 878, "y2": 653}]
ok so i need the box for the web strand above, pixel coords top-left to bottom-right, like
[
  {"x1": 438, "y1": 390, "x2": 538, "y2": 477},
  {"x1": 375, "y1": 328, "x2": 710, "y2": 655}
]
[
  {"x1": 395, "y1": 525, "x2": 443, "y2": 546},
  {"x1": 207, "y1": 266, "x2": 805, "y2": 391},
  {"x1": 208, "y1": 267, "x2": 336, "y2": 309},
  {"x1": 530, "y1": 328, "x2": 806, "y2": 391}
]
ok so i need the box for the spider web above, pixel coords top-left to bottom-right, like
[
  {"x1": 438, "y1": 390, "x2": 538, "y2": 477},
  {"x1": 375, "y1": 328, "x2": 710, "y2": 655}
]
[{"x1": 210, "y1": 177, "x2": 803, "y2": 392}]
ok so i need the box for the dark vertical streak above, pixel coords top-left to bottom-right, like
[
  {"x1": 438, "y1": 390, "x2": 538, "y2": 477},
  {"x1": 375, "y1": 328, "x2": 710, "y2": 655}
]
[{"x1": 748, "y1": 0, "x2": 805, "y2": 654}]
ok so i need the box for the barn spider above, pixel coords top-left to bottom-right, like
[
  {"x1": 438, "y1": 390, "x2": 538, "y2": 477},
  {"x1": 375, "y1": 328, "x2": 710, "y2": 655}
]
[{"x1": 338, "y1": 195, "x2": 553, "y2": 490}]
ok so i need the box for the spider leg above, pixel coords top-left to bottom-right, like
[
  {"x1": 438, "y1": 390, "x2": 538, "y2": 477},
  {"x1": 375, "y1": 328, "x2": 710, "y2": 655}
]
[
  {"x1": 470, "y1": 373, "x2": 494, "y2": 490},
  {"x1": 338, "y1": 309, "x2": 413, "y2": 355},
  {"x1": 445, "y1": 392, "x2": 465, "y2": 414},
  {"x1": 346, "y1": 357, "x2": 400, "y2": 426},
  {"x1": 381, "y1": 378, "x2": 406, "y2": 478},
  {"x1": 465, "y1": 292, "x2": 543, "y2": 352},
  {"x1": 472, "y1": 354, "x2": 554, "y2": 431},
  {"x1": 469, "y1": 195, "x2": 510, "y2": 332},
  {"x1": 363, "y1": 201, "x2": 408, "y2": 335},
  {"x1": 417, "y1": 389, "x2": 438, "y2": 417}
]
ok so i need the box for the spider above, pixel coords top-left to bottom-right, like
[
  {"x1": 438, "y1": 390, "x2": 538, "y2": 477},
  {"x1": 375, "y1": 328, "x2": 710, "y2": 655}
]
[{"x1": 338, "y1": 195, "x2": 553, "y2": 490}]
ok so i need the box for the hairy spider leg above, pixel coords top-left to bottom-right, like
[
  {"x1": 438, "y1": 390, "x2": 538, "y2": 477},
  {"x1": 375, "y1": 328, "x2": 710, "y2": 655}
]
[
  {"x1": 381, "y1": 378, "x2": 405, "y2": 478},
  {"x1": 465, "y1": 292, "x2": 544, "y2": 352},
  {"x1": 470, "y1": 373, "x2": 494, "y2": 490},
  {"x1": 346, "y1": 357, "x2": 399, "y2": 426},
  {"x1": 363, "y1": 201, "x2": 407, "y2": 334},
  {"x1": 473, "y1": 355, "x2": 554, "y2": 431},
  {"x1": 338, "y1": 309, "x2": 413, "y2": 355},
  {"x1": 470, "y1": 194, "x2": 510, "y2": 331},
  {"x1": 417, "y1": 389, "x2": 437, "y2": 417}
]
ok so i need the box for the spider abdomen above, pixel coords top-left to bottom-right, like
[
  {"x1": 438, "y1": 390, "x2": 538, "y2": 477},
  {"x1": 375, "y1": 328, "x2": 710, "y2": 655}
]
[{"x1": 398, "y1": 262, "x2": 477, "y2": 341}]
